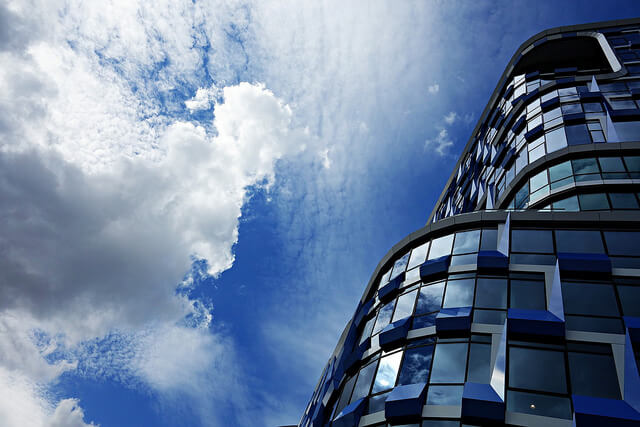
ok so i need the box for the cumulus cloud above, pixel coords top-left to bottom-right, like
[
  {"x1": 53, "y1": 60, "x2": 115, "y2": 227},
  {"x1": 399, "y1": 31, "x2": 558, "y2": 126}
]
[
  {"x1": 0, "y1": 1, "x2": 308, "y2": 425},
  {"x1": 428, "y1": 83, "x2": 440, "y2": 94},
  {"x1": 424, "y1": 128, "x2": 454, "y2": 157}
]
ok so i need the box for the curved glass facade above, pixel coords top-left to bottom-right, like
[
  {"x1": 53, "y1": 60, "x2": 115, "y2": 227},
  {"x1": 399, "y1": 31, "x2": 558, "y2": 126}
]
[{"x1": 299, "y1": 18, "x2": 640, "y2": 427}]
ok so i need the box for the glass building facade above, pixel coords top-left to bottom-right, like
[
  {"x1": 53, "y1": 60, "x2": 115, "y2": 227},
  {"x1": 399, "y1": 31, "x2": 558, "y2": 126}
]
[{"x1": 299, "y1": 18, "x2": 640, "y2": 427}]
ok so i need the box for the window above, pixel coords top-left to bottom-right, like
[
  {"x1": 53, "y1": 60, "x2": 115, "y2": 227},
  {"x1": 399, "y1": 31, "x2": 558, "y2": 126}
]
[
  {"x1": 373, "y1": 300, "x2": 396, "y2": 335},
  {"x1": 507, "y1": 390, "x2": 572, "y2": 419},
  {"x1": 618, "y1": 285, "x2": 640, "y2": 316},
  {"x1": 609, "y1": 193, "x2": 639, "y2": 209},
  {"x1": 467, "y1": 340, "x2": 492, "y2": 383},
  {"x1": 426, "y1": 386, "x2": 464, "y2": 405},
  {"x1": 407, "y1": 242, "x2": 429, "y2": 270},
  {"x1": 429, "y1": 235, "x2": 454, "y2": 259},
  {"x1": 545, "y1": 126, "x2": 567, "y2": 153},
  {"x1": 350, "y1": 362, "x2": 378, "y2": 403},
  {"x1": 568, "y1": 345, "x2": 620, "y2": 399},
  {"x1": 452, "y1": 230, "x2": 480, "y2": 254},
  {"x1": 562, "y1": 281, "x2": 619, "y2": 316},
  {"x1": 397, "y1": 344, "x2": 434, "y2": 385},
  {"x1": 480, "y1": 228, "x2": 498, "y2": 251},
  {"x1": 430, "y1": 343, "x2": 468, "y2": 383},
  {"x1": 565, "y1": 123, "x2": 590, "y2": 145},
  {"x1": 614, "y1": 120, "x2": 640, "y2": 141},
  {"x1": 578, "y1": 193, "x2": 609, "y2": 210},
  {"x1": 416, "y1": 282, "x2": 444, "y2": 314},
  {"x1": 599, "y1": 157, "x2": 626, "y2": 179},
  {"x1": 392, "y1": 290, "x2": 418, "y2": 322},
  {"x1": 555, "y1": 230, "x2": 604, "y2": 253},
  {"x1": 510, "y1": 278, "x2": 546, "y2": 310},
  {"x1": 372, "y1": 351, "x2": 403, "y2": 393},
  {"x1": 508, "y1": 347, "x2": 567, "y2": 393},
  {"x1": 443, "y1": 278, "x2": 475, "y2": 308},
  {"x1": 511, "y1": 229, "x2": 554, "y2": 253},
  {"x1": 391, "y1": 252, "x2": 410, "y2": 279},
  {"x1": 604, "y1": 231, "x2": 640, "y2": 256},
  {"x1": 475, "y1": 277, "x2": 507, "y2": 309}
]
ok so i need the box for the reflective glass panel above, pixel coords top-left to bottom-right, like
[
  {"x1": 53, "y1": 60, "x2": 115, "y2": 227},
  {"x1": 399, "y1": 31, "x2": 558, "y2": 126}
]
[
  {"x1": 351, "y1": 361, "x2": 378, "y2": 402},
  {"x1": 562, "y1": 282, "x2": 619, "y2": 316},
  {"x1": 565, "y1": 315, "x2": 624, "y2": 333},
  {"x1": 507, "y1": 390, "x2": 572, "y2": 419},
  {"x1": 365, "y1": 391, "x2": 389, "y2": 414},
  {"x1": 452, "y1": 230, "x2": 481, "y2": 254},
  {"x1": 407, "y1": 242, "x2": 430, "y2": 270},
  {"x1": 579, "y1": 193, "x2": 610, "y2": 210},
  {"x1": 618, "y1": 285, "x2": 640, "y2": 316},
  {"x1": 572, "y1": 158, "x2": 599, "y2": 175},
  {"x1": 334, "y1": 375, "x2": 357, "y2": 416},
  {"x1": 443, "y1": 279, "x2": 475, "y2": 308},
  {"x1": 372, "y1": 351, "x2": 403, "y2": 393},
  {"x1": 553, "y1": 196, "x2": 579, "y2": 211},
  {"x1": 511, "y1": 229, "x2": 554, "y2": 253},
  {"x1": 428, "y1": 235, "x2": 454, "y2": 259},
  {"x1": 583, "y1": 102, "x2": 603, "y2": 112},
  {"x1": 509, "y1": 347, "x2": 567, "y2": 393},
  {"x1": 392, "y1": 290, "x2": 418, "y2": 322},
  {"x1": 473, "y1": 309, "x2": 506, "y2": 324},
  {"x1": 609, "y1": 193, "x2": 639, "y2": 209},
  {"x1": 604, "y1": 231, "x2": 640, "y2": 256},
  {"x1": 565, "y1": 123, "x2": 590, "y2": 145},
  {"x1": 549, "y1": 161, "x2": 572, "y2": 182},
  {"x1": 467, "y1": 342, "x2": 492, "y2": 383},
  {"x1": 430, "y1": 343, "x2": 468, "y2": 383},
  {"x1": 397, "y1": 345, "x2": 434, "y2": 385},
  {"x1": 426, "y1": 386, "x2": 463, "y2": 405},
  {"x1": 568, "y1": 352, "x2": 620, "y2": 399},
  {"x1": 555, "y1": 230, "x2": 604, "y2": 253},
  {"x1": 391, "y1": 252, "x2": 410, "y2": 279},
  {"x1": 416, "y1": 282, "x2": 444, "y2": 314},
  {"x1": 480, "y1": 228, "x2": 498, "y2": 251},
  {"x1": 373, "y1": 300, "x2": 396, "y2": 335},
  {"x1": 359, "y1": 316, "x2": 376, "y2": 344},
  {"x1": 530, "y1": 170, "x2": 548, "y2": 192},
  {"x1": 510, "y1": 279, "x2": 545, "y2": 310},
  {"x1": 475, "y1": 278, "x2": 507, "y2": 309}
]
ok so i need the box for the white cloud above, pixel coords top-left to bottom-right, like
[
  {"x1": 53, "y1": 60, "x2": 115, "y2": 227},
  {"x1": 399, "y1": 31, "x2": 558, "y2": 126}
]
[
  {"x1": 428, "y1": 83, "x2": 440, "y2": 94},
  {"x1": 444, "y1": 111, "x2": 458, "y2": 125},
  {"x1": 424, "y1": 128, "x2": 454, "y2": 157},
  {"x1": 50, "y1": 399, "x2": 97, "y2": 427},
  {"x1": 185, "y1": 86, "x2": 220, "y2": 112}
]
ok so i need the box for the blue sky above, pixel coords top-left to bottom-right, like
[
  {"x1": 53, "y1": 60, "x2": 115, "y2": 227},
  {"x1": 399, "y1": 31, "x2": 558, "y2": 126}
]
[{"x1": 1, "y1": 1, "x2": 640, "y2": 426}]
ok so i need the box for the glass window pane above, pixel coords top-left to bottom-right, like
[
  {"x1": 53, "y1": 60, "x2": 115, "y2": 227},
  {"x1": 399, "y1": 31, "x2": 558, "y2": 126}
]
[
  {"x1": 372, "y1": 351, "x2": 403, "y2": 393},
  {"x1": 552, "y1": 196, "x2": 579, "y2": 211},
  {"x1": 572, "y1": 158, "x2": 599, "y2": 175},
  {"x1": 426, "y1": 386, "x2": 463, "y2": 406},
  {"x1": 373, "y1": 300, "x2": 396, "y2": 335},
  {"x1": 618, "y1": 286, "x2": 640, "y2": 316},
  {"x1": 429, "y1": 235, "x2": 454, "y2": 260},
  {"x1": 562, "y1": 103, "x2": 582, "y2": 114},
  {"x1": 565, "y1": 124, "x2": 590, "y2": 145},
  {"x1": 604, "y1": 231, "x2": 640, "y2": 256},
  {"x1": 609, "y1": 193, "x2": 639, "y2": 209},
  {"x1": 360, "y1": 316, "x2": 376, "y2": 344},
  {"x1": 391, "y1": 252, "x2": 410, "y2": 279},
  {"x1": 480, "y1": 228, "x2": 498, "y2": 251},
  {"x1": 335, "y1": 375, "x2": 357, "y2": 416},
  {"x1": 613, "y1": 121, "x2": 640, "y2": 142},
  {"x1": 549, "y1": 161, "x2": 572, "y2": 182},
  {"x1": 475, "y1": 278, "x2": 507, "y2": 309},
  {"x1": 407, "y1": 242, "x2": 430, "y2": 270},
  {"x1": 583, "y1": 102, "x2": 603, "y2": 112},
  {"x1": 365, "y1": 391, "x2": 389, "y2": 415},
  {"x1": 507, "y1": 390, "x2": 572, "y2": 419},
  {"x1": 565, "y1": 315, "x2": 624, "y2": 334},
  {"x1": 443, "y1": 279, "x2": 475, "y2": 308},
  {"x1": 610, "y1": 99, "x2": 637, "y2": 110},
  {"x1": 452, "y1": 230, "x2": 481, "y2": 254},
  {"x1": 351, "y1": 362, "x2": 378, "y2": 402},
  {"x1": 624, "y1": 155, "x2": 640, "y2": 173},
  {"x1": 413, "y1": 313, "x2": 437, "y2": 329},
  {"x1": 562, "y1": 282, "x2": 619, "y2": 316},
  {"x1": 543, "y1": 106, "x2": 561, "y2": 122},
  {"x1": 416, "y1": 282, "x2": 444, "y2": 314},
  {"x1": 555, "y1": 230, "x2": 604, "y2": 253},
  {"x1": 599, "y1": 157, "x2": 625, "y2": 172},
  {"x1": 473, "y1": 309, "x2": 506, "y2": 325},
  {"x1": 467, "y1": 343, "x2": 492, "y2": 383},
  {"x1": 579, "y1": 193, "x2": 610, "y2": 211},
  {"x1": 397, "y1": 345, "x2": 434, "y2": 385},
  {"x1": 511, "y1": 229, "x2": 554, "y2": 253},
  {"x1": 510, "y1": 279, "x2": 546, "y2": 310},
  {"x1": 530, "y1": 170, "x2": 548, "y2": 192},
  {"x1": 508, "y1": 347, "x2": 567, "y2": 393},
  {"x1": 393, "y1": 290, "x2": 418, "y2": 322},
  {"x1": 430, "y1": 343, "x2": 468, "y2": 383},
  {"x1": 568, "y1": 352, "x2": 620, "y2": 399}
]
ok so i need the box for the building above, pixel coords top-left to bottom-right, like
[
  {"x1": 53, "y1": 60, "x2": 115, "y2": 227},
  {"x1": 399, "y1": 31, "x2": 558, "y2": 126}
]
[{"x1": 298, "y1": 18, "x2": 640, "y2": 427}]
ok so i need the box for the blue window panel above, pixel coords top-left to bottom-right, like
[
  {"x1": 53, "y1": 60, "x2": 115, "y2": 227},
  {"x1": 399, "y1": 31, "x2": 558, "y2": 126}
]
[
  {"x1": 397, "y1": 345, "x2": 434, "y2": 386},
  {"x1": 605, "y1": 231, "x2": 640, "y2": 256},
  {"x1": 385, "y1": 382, "x2": 428, "y2": 421},
  {"x1": 332, "y1": 397, "x2": 367, "y2": 427},
  {"x1": 378, "y1": 272, "x2": 404, "y2": 303},
  {"x1": 572, "y1": 395, "x2": 640, "y2": 427},
  {"x1": 508, "y1": 308, "x2": 565, "y2": 337},
  {"x1": 508, "y1": 346, "x2": 567, "y2": 394},
  {"x1": 477, "y1": 250, "x2": 509, "y2": 271},
  {"x1": 420, "y1": 255, "x2": 451, "y2": 281},
  {"x1": 379, "y1": 317, "x2": 412, "y2": 350},
  {"x1": 462, "y1": 382, "x2": 505, "y2": 423},
  {"x1": 511, "y1": 229, "x2": 553, "y2": 253},
  {"x1": 508, "y1": 391, "x2": 572, "y2": 419},
  {"x1": 436, "y1": 307, "x2": 472, "y2": 333},
  {"x1": 557, "y1": 252, "x2": 612, "y2": 275},
  {"x1": 427, "y1": 385, "x2": 464, "y2": 405},
  {"x1": 555, "y1": 230, "x2": 605, "y2": 253}
]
